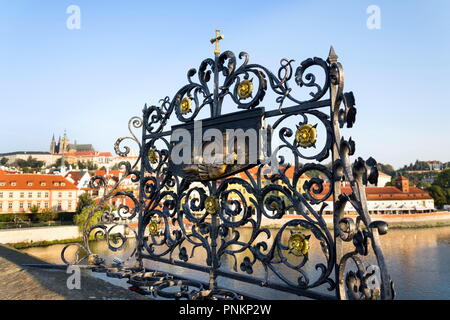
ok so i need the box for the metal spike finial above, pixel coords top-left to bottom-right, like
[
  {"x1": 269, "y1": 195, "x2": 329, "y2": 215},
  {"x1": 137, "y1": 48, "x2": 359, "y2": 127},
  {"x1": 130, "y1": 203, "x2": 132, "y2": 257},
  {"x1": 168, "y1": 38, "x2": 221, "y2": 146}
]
[{"x1": 327, "y1": 46, "x2": 338, "y2": 63}]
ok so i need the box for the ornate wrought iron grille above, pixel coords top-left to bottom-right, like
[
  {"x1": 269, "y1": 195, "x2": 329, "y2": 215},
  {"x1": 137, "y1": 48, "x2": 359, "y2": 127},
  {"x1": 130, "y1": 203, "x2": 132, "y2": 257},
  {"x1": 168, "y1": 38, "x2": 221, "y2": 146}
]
[{"x1": 62, "y1": 34, "x2": 395, "y2": 300}]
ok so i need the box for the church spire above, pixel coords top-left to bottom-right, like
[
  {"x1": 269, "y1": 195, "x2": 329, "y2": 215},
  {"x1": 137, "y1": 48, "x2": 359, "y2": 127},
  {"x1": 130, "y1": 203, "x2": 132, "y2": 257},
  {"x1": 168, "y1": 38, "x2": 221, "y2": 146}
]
[{"x1": 50, "y1": 134, "x2": 56, "y2": 154}]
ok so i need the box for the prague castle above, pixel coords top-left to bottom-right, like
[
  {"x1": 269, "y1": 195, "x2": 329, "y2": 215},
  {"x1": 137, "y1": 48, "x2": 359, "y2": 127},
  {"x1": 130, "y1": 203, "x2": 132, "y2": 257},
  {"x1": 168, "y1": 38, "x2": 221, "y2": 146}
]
[
  {"x1": 0, "y1": 131, "x2": 137, "y2": 170},
  {"x1": 49, "y1": 131, "x2": 95, "y2": 155}
]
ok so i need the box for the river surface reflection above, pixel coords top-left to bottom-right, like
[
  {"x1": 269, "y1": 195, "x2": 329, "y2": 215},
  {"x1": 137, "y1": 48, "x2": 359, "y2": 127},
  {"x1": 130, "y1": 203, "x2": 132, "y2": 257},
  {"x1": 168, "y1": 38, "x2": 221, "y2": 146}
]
[{"x1": 22, "y1": 226, "x2": 450, "y2": 300}]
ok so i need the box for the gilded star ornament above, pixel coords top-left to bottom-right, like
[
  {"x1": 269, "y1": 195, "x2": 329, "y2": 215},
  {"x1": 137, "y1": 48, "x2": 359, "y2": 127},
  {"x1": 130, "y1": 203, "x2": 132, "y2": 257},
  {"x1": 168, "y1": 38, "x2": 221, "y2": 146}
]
[
  {"x1": 237, "y1": 79, "x2": 253, "y2": 100},
  {"x1": 295, "y1": 123, "x2": 317, "y2": 148},
  {"x1": 287, "y1": 231, "x2": 310, "y2": 257},
  {"x1": 180, "y1": 97, "x2": 192, "y2": 115},
  {"x1": 205, "y1": 196, "x2": 220, "y2": 215},
  {"x1": 148, "y1": 149, "x2": 158, "y2": 164},
  {"x1": 149, "y1": 220, "x2": 159, "y2": 236}
]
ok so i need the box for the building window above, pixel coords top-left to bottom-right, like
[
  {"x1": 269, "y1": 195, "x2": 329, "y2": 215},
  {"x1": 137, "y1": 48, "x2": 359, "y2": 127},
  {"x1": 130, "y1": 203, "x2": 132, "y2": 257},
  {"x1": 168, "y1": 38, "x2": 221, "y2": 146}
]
[
  {"x1": 40, "y1": 182, "x2": 46, "y2": 186},
  {"x1": 37, "y1": 192, "x2": 41, "y2": 198},
  {"x1": 11, "y1": 182, "x2": 16, "y2": 186},
  {"x1": 0, "y1": 192, "x2": 3, "y2": 198},
  {"x1": 68, "y1": 202, "x2": 72, "y2": 209},
  {"x1": 37, "y1": 203, "x2": 41, "y2": 208},
  {"x1": 68, "y1": 192, "x2": 72, "y2": 197},
  {"x1": 54, "y1": 182, "x2": 59, "y2": 186},
  {"x1": 57, "y1": 202, "x2": 62, "y2": 210},
  {"x1": 28, "y1": 192, "x2": 32, "y2": 198},
  {"x1": 0, "y1": 202, "x2": 3, "y2": 209},
  {"x1": 44, "y1": 203, "x2": 48, "y2": 208},
  {"x1": 8, "y1": 202, "x2": 12, "y2": 209},
  {"x1": 27, "y1": 203, "x2": 31, "y2": 209},
  {"x1": 20, "y1": 192, "x2": 24, "y2": 198},
  {"x1": 9, "y1": 192, "x2": 13, "y2": 198},
  {"x1": 45, "y1": 192, "x2": 49, "y2": 198},
  {"x1": 58, "y1": 192, "x2": 62, "y2": 198},
  {"x1": 27, "y1": 182, "x2": 33, "y2": 186},
  {"x1": 19, "y1": 203, "x2": 24, "y2": 209},
  {"x1": 61, "y1": 182, "x2": 66, "y2": 186}
]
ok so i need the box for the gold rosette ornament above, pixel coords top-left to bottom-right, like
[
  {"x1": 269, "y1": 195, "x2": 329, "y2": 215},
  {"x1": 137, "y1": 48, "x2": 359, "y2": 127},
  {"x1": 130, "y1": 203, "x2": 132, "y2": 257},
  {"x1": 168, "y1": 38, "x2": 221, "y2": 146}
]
[
  {"x1": 288, "y1": 231, "x2": 310, "y2": 257},
  {"x1": 205, "y1": 196, "x2": 220, "y2": 215},
  {"x1": 237, "y1": 79, "x2": 253, "y2": 100},
  {"x1": 149, "y1": 220, "x2": 159, "y2": 236},
  {"x1": 180, "y1": 97, "x2": 192, "y2": 115},
  {"x1": 295, "y1": 123, "x2": 317, "y2": 148},
  {"x1": 148, "y1": 149, "x2": 158, "y2": 164}
]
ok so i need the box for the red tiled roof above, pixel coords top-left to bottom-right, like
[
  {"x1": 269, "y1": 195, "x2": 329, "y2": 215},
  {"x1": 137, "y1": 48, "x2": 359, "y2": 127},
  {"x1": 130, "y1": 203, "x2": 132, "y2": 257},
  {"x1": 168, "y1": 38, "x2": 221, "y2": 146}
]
[
  {"x1": 310, "y1": 183, "x2": 432, "y2": 201},
  {"x1": 0, "y1": 173, "x2": 77, "y2": 190},
  {"x1": 94, "y1": 170, "x2": 124, "y2": 178},
  {"x1": 65, "y1": 171, "x2": 83, "y2": 184}
]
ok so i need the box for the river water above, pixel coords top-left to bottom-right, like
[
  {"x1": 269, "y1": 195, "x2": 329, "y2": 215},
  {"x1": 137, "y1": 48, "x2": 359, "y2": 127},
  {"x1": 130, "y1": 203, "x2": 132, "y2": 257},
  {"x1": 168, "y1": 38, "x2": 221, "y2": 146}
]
[{"x1": 22, "y1": 226, "x2": 450, "y2": 300}]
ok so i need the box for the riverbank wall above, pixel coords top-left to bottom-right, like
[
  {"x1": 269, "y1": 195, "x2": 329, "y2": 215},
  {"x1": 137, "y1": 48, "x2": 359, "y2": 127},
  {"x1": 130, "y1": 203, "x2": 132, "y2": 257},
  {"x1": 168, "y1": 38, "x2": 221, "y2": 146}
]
[
  {"x1": 0, "y1": 224, "x2": 130, "y2": 245},
  {"x1": 1, "y1": 212, "x2": 449, "y2": 245},
  {"x1": 259, "y1": 211, "x2": 450, "y2": 229},
  {"x1": 0, "y1": 225, "x2": 81, "y2": 244}
]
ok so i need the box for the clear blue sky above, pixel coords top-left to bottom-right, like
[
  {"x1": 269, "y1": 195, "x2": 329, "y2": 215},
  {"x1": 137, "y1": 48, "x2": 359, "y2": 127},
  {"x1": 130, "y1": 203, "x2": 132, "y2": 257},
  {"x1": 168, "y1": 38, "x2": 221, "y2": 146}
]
[{"x1": 0, "y1": 0, "x2": 449, "y2": 169}]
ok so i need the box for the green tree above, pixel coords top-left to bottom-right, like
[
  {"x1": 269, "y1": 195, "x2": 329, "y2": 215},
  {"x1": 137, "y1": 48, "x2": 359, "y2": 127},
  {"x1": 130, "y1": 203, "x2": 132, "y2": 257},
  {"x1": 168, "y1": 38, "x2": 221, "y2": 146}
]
[
  {"x1": 410, "y1": 160, "x2": 429, "y2": 171},
  {"x1": 433, "y1": 168, "x2": 450, "y2": 204},
  {"x1": 86, "y1": 161, "x2": 98, "y2": 170},
  {"x1": 77, "y1": 161, "x2": 87, "y2": 169},
  {"x1": 377, "y1": 163, "x2": 396, "y2": 176},
  {"x1": 434, "y1": 168, "x2": 450, "y2": 189},
  {"x1": 73, "y1": 205, "x2": 104, "y2": 232},
  {"x1": 53, "y1": 157, "x2": 70, "y2": 168},
  {"x1": 76, "y1": 192, "x2": 94, "y2": 215},
  {"x1": 15, "y1": 156, "x2": 44, "y2": 170},
  {"x1": 427, "y1": 185, "x2": 447, "y2": 208},
  {"x1": 36, "y1": 208, "x2": 58, "y2": 222},
  {"x1": 417, "y1": 181, "x2": 431, "y2": 189},
  {"x1": 0, "y1": 157, "x2": 8, "y2": 166},
  {"x1": 29, "y1": 204, "x2": 40, "y2": 214}
]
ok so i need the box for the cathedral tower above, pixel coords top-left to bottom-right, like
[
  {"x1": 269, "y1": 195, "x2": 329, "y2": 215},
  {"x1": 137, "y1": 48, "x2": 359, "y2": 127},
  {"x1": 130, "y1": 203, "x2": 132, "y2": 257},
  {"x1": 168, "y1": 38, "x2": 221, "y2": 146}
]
[
  {"x1": 60, "y1": 129, "x2": 69, "y2": 154},
  {"x1": 49, "y1": 134, "x2": 56, "y2": 154}
]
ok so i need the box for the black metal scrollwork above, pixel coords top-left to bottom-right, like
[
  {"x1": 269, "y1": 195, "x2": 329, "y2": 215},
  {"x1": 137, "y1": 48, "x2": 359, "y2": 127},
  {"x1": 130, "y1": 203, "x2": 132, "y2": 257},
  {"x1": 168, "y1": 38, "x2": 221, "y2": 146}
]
[{"x1": 61, "y1": 45, "x2": 394, "y2": 300}]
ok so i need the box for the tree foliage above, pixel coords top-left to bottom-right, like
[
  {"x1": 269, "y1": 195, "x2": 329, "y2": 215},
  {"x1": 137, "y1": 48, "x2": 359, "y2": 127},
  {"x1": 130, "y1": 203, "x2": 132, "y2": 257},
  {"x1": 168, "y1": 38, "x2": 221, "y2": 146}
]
[
  {"x1": 377, "y1": 163, "x2": 396, "y2": 176},
  {"x1": 53, "y1": 157, "x2": 70, "y2": 168},
  {"x1": 76, "y1": 192, "x2": 94, "y2": 215},
  {"x1": 73, "y1": 205, "x2": 104, "y2": 232},
  {"x1": 432, "y1": 168, "x2": 450, "y2": 205},
  {"x1": 427, "y1": 185, "x2": 447, "y2": 208},
  {"x1": 15, "y1": 156, "x2": 44, "y2": 170},
  {"x1": 434, "y1": 169, "x2": 450, "y2": 189},
  {"x1": 29, "y1": 204, "x2": 40, "y2": 214},
  {"x1": 36, "y1": 208, "x2": 58, "y2": 222},
  {"x1": 399, "y1": 160, "x2": 431, "y2": 172}
]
